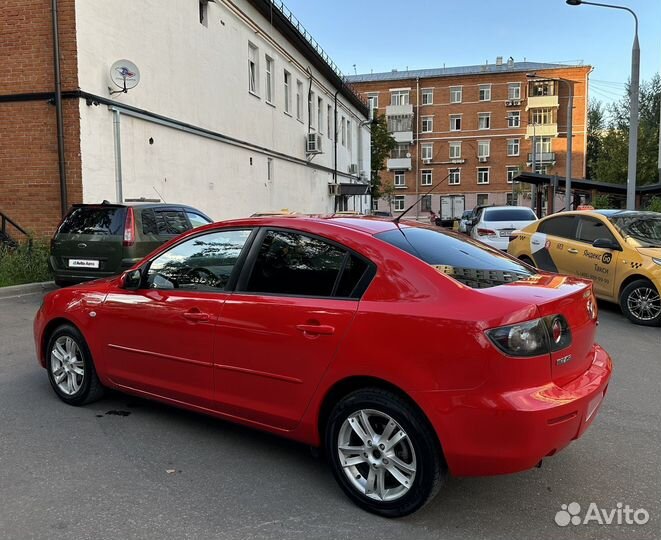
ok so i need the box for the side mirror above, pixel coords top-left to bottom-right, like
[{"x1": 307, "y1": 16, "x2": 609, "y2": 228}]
[
  {"x1": 120, "y1": 268, "x2": 143, "y2": 290},
  {"x1": 592, "y1": 238, "x2": 622, "y2": 251}
]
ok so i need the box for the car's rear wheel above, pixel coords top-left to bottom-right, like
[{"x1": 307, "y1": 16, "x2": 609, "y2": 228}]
[
  {"x1": 620, "y1": 279, "x2": 661, "y2": 326},
  {"x1": 46, "y1": 324, "x2": 104, "y2": 405},
  {"x1": 324, "y1": 388, "x2": 446, "y2": 517}
]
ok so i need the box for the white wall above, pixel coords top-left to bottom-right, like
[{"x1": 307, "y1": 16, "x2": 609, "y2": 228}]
[{"x1": 75, "y1": 0, "x2": 370, "y2": 219}]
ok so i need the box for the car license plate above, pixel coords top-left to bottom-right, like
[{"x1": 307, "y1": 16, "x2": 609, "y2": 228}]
[
  {"x1": 68, "y1": 259, "x2": 99, "y2": 269},
  {"x1": 586, "y1": 391, "x2": 605, "y2": 422},
  {"x1": 499, "y1": 230, "x2": 513, "y2": 237}
]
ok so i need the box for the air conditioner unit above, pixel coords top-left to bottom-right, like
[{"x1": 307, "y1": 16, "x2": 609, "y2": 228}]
[
  {"x1": 423, "y1": 159, "x2": 432, "y2": 164},
  {"x1": 478, "y1": 157, "x2": 488, "y2": 162},
  {"x1": 306, "y1": 133, "x2": 322, "y2": 154},
  {"x1": 348, "y1": 163, "x2": 358, "y2": 174},
  {"x1": 328, "y1": 183, "x2": 340, "y2": 195}
]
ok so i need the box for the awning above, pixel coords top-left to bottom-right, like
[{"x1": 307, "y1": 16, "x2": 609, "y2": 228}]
[
  {"x1": 337, "y1": 183, "x2": 370, "y2": 196},
  {"x1": 513, "y1": 173, "x2": 661, "y2": 195}
]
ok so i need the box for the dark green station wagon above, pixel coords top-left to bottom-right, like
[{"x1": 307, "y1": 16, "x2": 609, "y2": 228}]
[{"x1": 50, "y1": 202, "x2": 213, "y2": 286}]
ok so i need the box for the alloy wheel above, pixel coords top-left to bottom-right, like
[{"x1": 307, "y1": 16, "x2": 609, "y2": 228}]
[
  {"x1": 50, "y1": 336, "x2": 85, "y2": 396},
  {"x1": 337, "y1": 409, "x2": 417, "y2": 502},
  {"x1": 627, "y1": 287, "x2": 661, "y2": 322}
]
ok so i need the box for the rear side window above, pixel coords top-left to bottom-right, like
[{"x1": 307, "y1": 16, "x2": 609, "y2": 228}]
[
  {"x1": 141, "y1": 209, "x2": 191, "y2": 235},
  {"x1": 376, "y1": 227, "x2": 535, "y2": 289},
  {"x1": 484, "y1": 208, "x2": 536, "y2": 221},
  {"x1": 58, "y1": 207, "x2": 126, "y2": 235},
  {"x1": 244, "y1": 230, "x2": 369, "y2": 298},
  {"x1": 538, "y1": 215, "x2": 577, "y2": 239}
]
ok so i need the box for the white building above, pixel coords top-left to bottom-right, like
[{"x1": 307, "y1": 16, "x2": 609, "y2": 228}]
[{"x1": 76, "y1": 0, "x2": 371, "y2": 218}]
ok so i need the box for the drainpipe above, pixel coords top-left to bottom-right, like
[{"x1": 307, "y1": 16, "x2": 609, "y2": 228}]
[
  {"x1": 112, "y1": 109, "x2": 124, "y2": 203},
  {"x1": 51, "y1": 0, "x2": 68, "y2": 217},
  {"x1": 334, "y1": 89, "x2": 339, "y2": 211}
]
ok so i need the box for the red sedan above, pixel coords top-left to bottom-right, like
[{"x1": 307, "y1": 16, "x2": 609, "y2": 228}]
[{"x1": 34, "y1": 216, "x2": 612, "y2": 517}]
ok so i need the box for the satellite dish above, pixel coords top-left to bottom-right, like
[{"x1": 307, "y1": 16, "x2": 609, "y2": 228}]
[{"x1": 109, "y1": 59, "x2": 140, "y2": 95}]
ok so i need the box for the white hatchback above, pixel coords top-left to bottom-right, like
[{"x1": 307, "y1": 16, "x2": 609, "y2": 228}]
[{"x1": 470, "y1": 206, "x2": 538, "y2": 250}]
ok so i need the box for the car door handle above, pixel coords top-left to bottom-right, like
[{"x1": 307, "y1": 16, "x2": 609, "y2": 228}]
[
  {"x1": 183, "y1": 310, "x2": 210, "y2": 322},
  {"x1": 568, "y1": 248, "x2": 579, "y2": 254},
  {"x1": 296, "y1": 324, "x2": 335, "y2": 336}
]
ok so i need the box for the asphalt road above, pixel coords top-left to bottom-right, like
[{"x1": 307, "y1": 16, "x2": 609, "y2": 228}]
[{"x1": 0, "y1": 290, "x2": 659, "y2": 540}]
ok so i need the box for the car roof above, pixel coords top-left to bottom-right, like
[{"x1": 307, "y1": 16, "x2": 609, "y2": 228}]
[
  {"x1": 71, "y1": 202, "x2": 201, "y2": 210},
  {"x1": 484, "y1": 206, "x2": 534, "y2": 211}
]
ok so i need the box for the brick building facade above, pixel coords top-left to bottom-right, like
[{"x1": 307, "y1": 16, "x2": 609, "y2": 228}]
[{"x1": 347, "y1": 60, "x2": 591, "y2": 219}]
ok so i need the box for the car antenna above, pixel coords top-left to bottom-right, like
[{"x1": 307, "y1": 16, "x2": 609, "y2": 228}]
[{"x1": 392, "y1": 168, "x2": 460, "y2": 225}]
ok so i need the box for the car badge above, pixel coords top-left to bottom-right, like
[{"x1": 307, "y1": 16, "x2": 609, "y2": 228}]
[
  {"x1": 556, "y1": 354, "x2": 572, "y2": 366},
  {"x1": 77, "y1": 243, "x2": 87, "y2": 249}
]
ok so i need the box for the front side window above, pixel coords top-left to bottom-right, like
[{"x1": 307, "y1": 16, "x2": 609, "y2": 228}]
[
  {"x1": 186, "y1": 211, "x2": 212, "y2": 229},
  {"x1": 576, "y1": 217, "x2": 617, "y2": 244},
  {"x1": 244, "y1": 230, "x2": 369, "y2": 298},
  {"x1": 147, "y1": 230, "x2": 252, "y2": 291}
]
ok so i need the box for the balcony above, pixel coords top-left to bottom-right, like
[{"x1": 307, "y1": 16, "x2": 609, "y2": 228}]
[
  {"x1": 526, "y1": 95, "x2": 559, "y2": 110},
  {"x1": 526, "y1": 123, "x2": 558, "y2": 138},
  {"x1": 527, "y1": 152, "x2": 556, "y2": 164},
  {"x1": 386, "y1": 104, "x2": 413, "y2": 117},
  {"x1": 387, "y1": 157, "x2": 412, "y2": 170},
  {"x1": 392, "y1": 130, "x2": 413, "y2": 143}
]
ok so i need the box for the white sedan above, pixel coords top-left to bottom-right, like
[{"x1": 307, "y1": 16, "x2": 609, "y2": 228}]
[{"x1": 470, "y1": 206, "x2": 538, "y2": 250}]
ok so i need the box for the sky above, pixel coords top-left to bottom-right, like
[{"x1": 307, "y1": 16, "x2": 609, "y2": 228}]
[{"x1": 282, "y1": 0, "x2": 661, "y2": 106}]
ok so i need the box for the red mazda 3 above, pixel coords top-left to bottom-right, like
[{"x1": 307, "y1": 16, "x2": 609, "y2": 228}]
[{"x1": 34, "y1": 216, "x2": 612, "y2": 517}]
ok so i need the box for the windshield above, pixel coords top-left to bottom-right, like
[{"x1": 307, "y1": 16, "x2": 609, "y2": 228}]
[
  {"x1": 376, "y1": 226, "x2": 537, "y2": 289},
  {"x1": 608, "y1": 214, "x2": 661, "y2": 247},
  {"x1": 484, "y1": 208, "x2": 537, "y2": 222}
]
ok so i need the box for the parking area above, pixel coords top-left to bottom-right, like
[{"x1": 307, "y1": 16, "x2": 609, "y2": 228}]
[{"x1": 0, "y1": 290, "x2": 659, "y2": 540}]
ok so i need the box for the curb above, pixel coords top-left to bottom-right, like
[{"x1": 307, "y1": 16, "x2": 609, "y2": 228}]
[{"x1": 0, "y1": 281, "x2": 56, "y2": 299}]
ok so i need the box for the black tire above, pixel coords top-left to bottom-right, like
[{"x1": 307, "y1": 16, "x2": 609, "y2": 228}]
[
  {"x1": 324, "y1": 388, "x2": 446, "y2": 517},
  {"x1": 54, "y1": 278, "x2": 71, "y2": 287},
  {"x1": 46, "y1": 324, "x2": 104, "y2": 405},
  {"x1": 619, "y1": 279, "x2": 661, "y2": 326}
]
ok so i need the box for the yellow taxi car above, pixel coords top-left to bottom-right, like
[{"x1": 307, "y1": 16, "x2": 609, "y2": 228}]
[{"x1": 508, "y1": 210, "x2": 661, "y2": 326}]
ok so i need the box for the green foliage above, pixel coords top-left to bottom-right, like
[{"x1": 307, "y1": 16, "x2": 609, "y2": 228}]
[
  {"x1": 645, "y1": 196, "x2": 661, "y2": 213},
  {"x1": 592, "y1": 194, "x2": 612, "y2": 209},
  {"x1": 369, "y1": 114, "x2": 396, "y2": 200},
  {"x1": 0, "y1": 241, "x2": 52, "y2": 287},
  {"x1": 589, "y1": 74, "x2": 661, "y2": 186}
]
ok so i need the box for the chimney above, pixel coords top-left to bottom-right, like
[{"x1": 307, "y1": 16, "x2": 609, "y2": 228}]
[{"x1": 496, "y1": 56, "x2": 503, "y2": 66}]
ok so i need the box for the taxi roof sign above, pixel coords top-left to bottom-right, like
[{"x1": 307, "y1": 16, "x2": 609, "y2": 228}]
[{"x1": 577, "y1": 204, "x2": 595, "y2": 211}]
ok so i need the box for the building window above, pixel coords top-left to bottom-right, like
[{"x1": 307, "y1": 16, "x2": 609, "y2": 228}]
[
  {"x1": 535, "y1": 137, "x2": 552, "y2": 154},
  {"x1": 367, "y1": 93, "x2": 379, "y2": 119},
  {"x1": 248, "y1": 43, "x2": 259, "y2": 95},
  {"x1": 296, "y1": 80, "x2": 303, "y2": 120},
  {"x1": 507, "y1": 166, "x2": 520, "y2": 183},
  {"x1": 478, "y1": 140, "x2": 490, "y2": 158},
  {"x1": 317, "y1": 97, "x2": 323, "y2": 132},
  {"x1": 421, "y1": 169, "x2": 432, "y2": 186},
  {"x1": 391, "y1": 90, "x2": 410, "y2": 105},
  {"x1": 199, "y1": 0, "x2": 208, "y2": 26},
  {"x1": 309, "y1": 91, "x2": 316, "y2": 128},
  {"x1": 478, "y1": 112, "x2": 491, "y2": 130},
  {"x1": 508, "y1": 83, "x2": 521, "y2": 100},
  {"x1": 506, "y1": 193, "x2": 516, "y2": 206},
  {"x1": 450, "y1": 114, "x2": 462, "y2": 131},
  {"x1": 477, "y1": 167, "x2": 490, "y2": 184},
  {"x1": 283, "y1": 70, "x2": 291, "y2": 113},
  {"x1": 394, "y1": 196, "x2": 405, "y2": 212},
  {"x1": 391, "y1": 144, "x2": 409, "y2": 159},
  {"x1": 327, "y1": 105, "x2": 333, "y2": 139},
  {"x1": 421, "y1": 116, "x2": 433, "y2": 133},
  {"x1": 421, "y1": 143, "x2": 433, "y2": 161},
  {"x1": 394, "y1": 171, "x2": 406, "y2": 187},
  {"x1": 449, "y1": 86, "x2": 462, "y2": 103},
  {"x1": 421, "y1": 88, "x2": 433, "y2": 105},
  {"x1": 507, "y1": 138, "x2": 520, "y2": 156},
  {"x1": 267, "y1": 157, "x2": 274, "y2": 181},
  {"x1": 449, "y1": 141, "x2": 461, "y2": 159},
  {"x1": 265, "y1": 56, "x2": 274, "y2": 103},
  {"x1": 479, "y1": 84, "x2": 491, "y2": 101},
  {"x1": 341, "y1": 117, "x2": 346, "y2": 146},
  {"x1": 347, "y1": 120, "x2": 352, "y2": 151},
  {"x1": 507, "y1": 111, "x2": 520, "y2": 128},
  {"x1": 421, "y1": 195, "x2": 432, "y2": 212},
  {"x1": 388, "y1": 115, "x2": 412, "y2": 133},
  {"x1": 372, "y1": 198, "x2": 379, "y2": 211},
  {"x1": 477, "y1": 193, "x2": 489, "y2": 206},
  {"x1": 530, "y1": 80, "x2": 555, "y2": 96},
  {"x1": 531, "y1": 108, "x2": 554, "y2": 125},
  {"x1": 448, "y1": 168, "x2": 461, "y2": 185}
]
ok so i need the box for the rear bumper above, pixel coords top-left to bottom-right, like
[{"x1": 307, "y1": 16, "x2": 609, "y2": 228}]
[
  {"x1": 50, "y1": 256, "x2": 139, "y2": 283},
  {"x1": 413, "y1": 344, "x2": 612, "y2": 476}
]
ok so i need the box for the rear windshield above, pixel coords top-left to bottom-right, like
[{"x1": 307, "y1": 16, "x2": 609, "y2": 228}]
[
  {"x1": 376, "y1": 227, "x2": 536, "y2": 289},
  {"x1": 58, "y1": 207, "x2": 126, "y2": 236},
  {"x1": 484, "y1": 208, "x2": 537, "y2": 222}
]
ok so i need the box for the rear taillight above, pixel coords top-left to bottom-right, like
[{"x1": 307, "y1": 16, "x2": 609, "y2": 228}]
[
  {"x1": 476, "y1": 228, "x2": 496, "y2": 238},
  {"x1": 123, "y1": 207, "x2": 135, "y2": 247},
  {"x1": 486, "y1": 315, "x2": 572, "y2": 357}
]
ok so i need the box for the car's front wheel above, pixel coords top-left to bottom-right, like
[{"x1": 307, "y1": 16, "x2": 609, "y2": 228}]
[
  {"x1": 620, "y1": 279, "x2": 661, "y2": 326},
  {"x1": 324, "y1": 388, "x2": 446, "y2": 517},
  {"x1": 46, "y1": 324, "x2": 104, "y2": 405}
]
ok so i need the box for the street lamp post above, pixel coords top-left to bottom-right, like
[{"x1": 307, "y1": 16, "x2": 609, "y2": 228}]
[
  {"x1": 527, "y1": 74, "x2": 574, "y2": 210},
  {"x1": 566, "y1": 0, "x2": 639, "y2": 210}
]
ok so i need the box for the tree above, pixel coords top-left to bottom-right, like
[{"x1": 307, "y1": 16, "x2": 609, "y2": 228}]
[
  {"x1": 369, "y1": 114, "x2": 396, "y2": 200},
  {"x1": 592, "y1": 74, "x2": 660, "y2": 186},
  {"x1": 586, "y1": 99, "x2": 605, "y2": 179}
]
